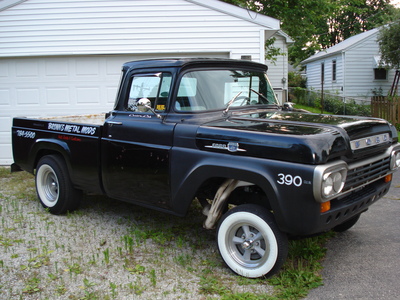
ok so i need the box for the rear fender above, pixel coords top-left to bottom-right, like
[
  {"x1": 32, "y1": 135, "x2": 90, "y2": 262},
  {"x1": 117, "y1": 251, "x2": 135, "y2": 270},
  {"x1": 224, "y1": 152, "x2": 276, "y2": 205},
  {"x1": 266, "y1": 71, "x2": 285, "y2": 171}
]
[{"x1": 30, "y1": 139, "x2": 72, "y2": 174}]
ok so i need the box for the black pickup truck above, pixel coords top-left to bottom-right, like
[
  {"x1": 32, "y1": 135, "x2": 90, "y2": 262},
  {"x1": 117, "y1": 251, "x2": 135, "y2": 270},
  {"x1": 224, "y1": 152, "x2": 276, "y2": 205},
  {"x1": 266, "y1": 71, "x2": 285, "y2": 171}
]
[{"x1": 12, "y1": 58, "x2": 400, "y2": 278}]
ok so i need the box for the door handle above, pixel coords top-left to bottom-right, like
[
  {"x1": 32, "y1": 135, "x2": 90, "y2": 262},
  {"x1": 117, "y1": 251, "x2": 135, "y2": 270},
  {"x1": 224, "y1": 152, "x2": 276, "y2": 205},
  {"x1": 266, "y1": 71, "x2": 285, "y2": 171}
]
[{"x1": 107, "y1": 121, "x2": 122, "y2": 125}]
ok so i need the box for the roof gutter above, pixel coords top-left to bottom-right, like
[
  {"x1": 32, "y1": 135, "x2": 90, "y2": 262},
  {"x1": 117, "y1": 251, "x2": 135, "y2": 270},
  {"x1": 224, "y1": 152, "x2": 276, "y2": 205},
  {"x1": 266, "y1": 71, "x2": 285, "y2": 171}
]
[
  {"x1": 0, "y1": 0, "x2": 27, "y2": 12},
  {"x1": 186, "y1": 0, "x2": 280, "y2": 29}
]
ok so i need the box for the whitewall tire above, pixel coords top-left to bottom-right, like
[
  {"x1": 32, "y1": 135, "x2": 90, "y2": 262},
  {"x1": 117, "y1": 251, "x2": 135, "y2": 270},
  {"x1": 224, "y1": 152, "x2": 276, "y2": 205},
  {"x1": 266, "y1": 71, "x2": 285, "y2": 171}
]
[
  {"x1": 217, "y1": 204, "x2": 288, "y2": 278},
  {"x1": 35, "y1": 155, "x2": 81, "y2": 215}
]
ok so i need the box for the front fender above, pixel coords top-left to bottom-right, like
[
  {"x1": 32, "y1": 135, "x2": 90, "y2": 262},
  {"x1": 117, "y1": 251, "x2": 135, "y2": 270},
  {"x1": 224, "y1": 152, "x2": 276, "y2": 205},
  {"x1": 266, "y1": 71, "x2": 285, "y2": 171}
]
[
  {"x1": 170, "y1": 148, "x2": 280, "y2": 218},
  {"x1": 170, "y1": 147, "x2": 318, "y2": 233}
]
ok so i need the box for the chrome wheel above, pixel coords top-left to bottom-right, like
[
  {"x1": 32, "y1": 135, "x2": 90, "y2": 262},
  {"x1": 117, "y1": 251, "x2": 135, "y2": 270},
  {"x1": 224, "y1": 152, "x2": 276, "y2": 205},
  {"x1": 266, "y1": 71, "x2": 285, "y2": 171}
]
[
  {"x1": 36, "y1": 164, "x2": 59, "y2": 207},
  {"x1": 228, "y1": 223, "x2": 270, "y2": 269}
]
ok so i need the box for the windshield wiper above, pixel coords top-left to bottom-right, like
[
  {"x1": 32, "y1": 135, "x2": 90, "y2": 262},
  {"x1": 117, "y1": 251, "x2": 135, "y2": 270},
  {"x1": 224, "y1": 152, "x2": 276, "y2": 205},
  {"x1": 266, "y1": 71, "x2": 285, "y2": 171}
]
[
  {"x1": 250, "y1": 88, "x2": 280, "y2": 109},
  {"x1": 250, "y1": 89, "x2": 269, "y2": 103},
  {"x1": 223, "y1": 91, "x2": 242, "y2": 115}
]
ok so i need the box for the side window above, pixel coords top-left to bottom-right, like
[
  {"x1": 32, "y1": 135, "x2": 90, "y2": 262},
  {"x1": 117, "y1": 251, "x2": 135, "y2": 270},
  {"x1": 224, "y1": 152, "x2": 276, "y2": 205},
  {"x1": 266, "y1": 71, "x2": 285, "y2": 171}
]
[
  {"x1": 332, "y1": 60, "x2": 336, "y2": 81},
  {"x1": 126, "y1": 73, "x2": 172, "y2": 112},
  {"x1": 374, "y1": 68, "x2": 387, "y2": 80}
]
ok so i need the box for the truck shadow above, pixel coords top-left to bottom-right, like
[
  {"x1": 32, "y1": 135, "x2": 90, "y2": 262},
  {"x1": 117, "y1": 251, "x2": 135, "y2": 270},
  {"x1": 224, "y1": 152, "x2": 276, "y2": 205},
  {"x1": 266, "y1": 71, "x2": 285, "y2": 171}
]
[{"x1": 78, "y1": 193, "x2": 216, "y2": 253}]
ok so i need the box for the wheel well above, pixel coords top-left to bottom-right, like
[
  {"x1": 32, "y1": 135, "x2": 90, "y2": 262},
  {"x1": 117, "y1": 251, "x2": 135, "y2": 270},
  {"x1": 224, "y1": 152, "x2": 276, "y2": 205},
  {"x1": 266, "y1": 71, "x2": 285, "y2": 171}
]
[
  {"x1": 195, "y1": 177, "x2": 272, "y2": 211},
  {"x1": 34, "y1": 150, "x2": 63, "y2": 170}
]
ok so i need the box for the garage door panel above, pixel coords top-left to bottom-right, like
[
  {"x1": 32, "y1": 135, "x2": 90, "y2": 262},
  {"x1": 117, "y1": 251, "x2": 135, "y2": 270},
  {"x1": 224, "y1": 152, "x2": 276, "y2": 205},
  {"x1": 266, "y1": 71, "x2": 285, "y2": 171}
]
[
  {"x1": 106, "y1": 86, "x2": 118, "y2": 104},
  {"x1": 45, "y1": 58, "x2": 69, "y2": 76},
  {"x1": 46, "y1": 88, "x2": 70, "y2": 104},
  {"x1": 16, "y1": 60, "x2": 40, "y2": 77},
  {"x1": 0, "y1": 61, "x2": 9, "y2": 77},
  {"x1": 76, "y1": 86, "x2": 101, "y2": 104},
  {"x1": 0, "y1": 117, "x2": 11, "y2": 132},
  {"x1": 76, "y1": 58, "x2": 100, "y2": 76},
  {"x1": 0, "y1": 89, "x2": 11, "y2": 105},
  {"x1": 16, "y1": 88, "x2": 41, "y2": 105}
]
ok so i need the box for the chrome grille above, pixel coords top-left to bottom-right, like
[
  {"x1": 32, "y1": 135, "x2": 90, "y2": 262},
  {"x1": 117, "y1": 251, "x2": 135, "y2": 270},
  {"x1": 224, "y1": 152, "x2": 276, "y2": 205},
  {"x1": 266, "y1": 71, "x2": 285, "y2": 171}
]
[{"x1": 344, "y1": 156, "x2": 391, "y2": 192}]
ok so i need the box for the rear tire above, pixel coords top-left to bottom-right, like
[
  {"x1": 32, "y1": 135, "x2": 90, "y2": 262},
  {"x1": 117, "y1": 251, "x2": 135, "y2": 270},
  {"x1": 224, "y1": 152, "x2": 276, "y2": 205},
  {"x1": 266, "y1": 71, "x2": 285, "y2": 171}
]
[
  {"x1": 217, "y1": 204, "x2": 288, "y2": 278},
  {"x1": 35, "y1": 155, "x2": 81, "y2": 214}
]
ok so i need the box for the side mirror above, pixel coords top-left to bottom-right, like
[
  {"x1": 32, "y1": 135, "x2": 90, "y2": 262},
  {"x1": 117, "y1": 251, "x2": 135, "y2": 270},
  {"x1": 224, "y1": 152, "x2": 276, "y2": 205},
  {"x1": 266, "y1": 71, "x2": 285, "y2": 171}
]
[
  {"x1": 137, "y1": 98, "x2": 162, "y2": 119},
  {"x1": 137, "y1": 98, "x2": 152, "y2": 112}
]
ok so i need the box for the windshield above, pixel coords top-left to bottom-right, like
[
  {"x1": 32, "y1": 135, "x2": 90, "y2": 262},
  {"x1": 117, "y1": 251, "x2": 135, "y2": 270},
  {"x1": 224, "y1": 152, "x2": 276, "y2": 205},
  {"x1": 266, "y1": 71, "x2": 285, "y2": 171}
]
[{"x1": 175, "y1": 69, "x2": 278, "y2": 112}]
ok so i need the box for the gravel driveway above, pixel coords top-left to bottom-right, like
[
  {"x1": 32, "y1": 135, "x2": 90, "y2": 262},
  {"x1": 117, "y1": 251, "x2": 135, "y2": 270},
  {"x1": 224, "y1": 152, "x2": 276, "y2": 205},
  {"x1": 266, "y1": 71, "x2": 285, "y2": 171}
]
[
  {"x1": 0, "y1": 169, "x2": 274, "y2": 299},
  {"x1": 1, "y1": 167, "x2": 399, "y2": 299}
]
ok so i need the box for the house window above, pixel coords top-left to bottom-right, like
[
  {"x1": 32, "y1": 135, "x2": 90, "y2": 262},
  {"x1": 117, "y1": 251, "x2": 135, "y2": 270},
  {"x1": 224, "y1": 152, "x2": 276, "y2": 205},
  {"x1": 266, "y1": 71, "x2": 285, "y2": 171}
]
[
  {"x1": 374, "y1": 68, "x2": 387, "y2": 80},
  {"x1": 321, "y1": 62, "x2": 325, "y2": 84},
  {"x1": 332, "y1": 60, "x2": 336, "y2": 81}
]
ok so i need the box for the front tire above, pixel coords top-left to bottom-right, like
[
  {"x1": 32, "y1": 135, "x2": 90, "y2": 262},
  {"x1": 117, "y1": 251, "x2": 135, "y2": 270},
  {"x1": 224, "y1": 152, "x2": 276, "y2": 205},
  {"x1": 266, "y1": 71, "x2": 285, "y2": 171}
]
[
  {"x1": 35, "y1": 155, "x2": 81, "y2": 214},
  {"x1": 217, "y1": 204, "x2": 288, "y2": 278}
]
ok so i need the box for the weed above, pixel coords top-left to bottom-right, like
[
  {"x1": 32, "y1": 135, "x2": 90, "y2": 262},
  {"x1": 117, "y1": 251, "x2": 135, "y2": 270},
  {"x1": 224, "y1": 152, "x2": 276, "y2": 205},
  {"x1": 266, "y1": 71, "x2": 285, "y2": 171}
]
[
  {"x1": 67, "y1": 263, "x2": 83, "y2": 274},
  {"x1": 122, "y1": 234, "x2": 135, "y2": 253},
  {"x1": 124, "y1": 264, "x2": 145, "y2": 275},
  {"x1": 47, "y1": 273, "x2": 58, "y2": 281},
  {"x1": 82, "y1": 278, "x2": 96, "y2": 289},
  {"x1": 199, "y1": 274, "x2": 230, "y2": 296},
  {"x1": 268, "y1": 232, "x2": 334, "y2": 299},
  {"x1": 149, "y1": 269, "x2": 157, "y2": 287},
  {"x1": 131, "y1": 280, "x2": 145, "y2": 296},
  {"x1": 103, "y1": 248, "x2": 110, "y2": 264},
  {"x1": 174, "y1": 253, "x2": 193, "y2": 268},
  {"x1": 109, "y1": 282, "x2": 117, "y2": 298},
  {"x1": 22, "y1": 276, "x2": 41, "y2": 294},
  {"x1": 56, "y1": 284, "x2": 67, "y2": 295}
]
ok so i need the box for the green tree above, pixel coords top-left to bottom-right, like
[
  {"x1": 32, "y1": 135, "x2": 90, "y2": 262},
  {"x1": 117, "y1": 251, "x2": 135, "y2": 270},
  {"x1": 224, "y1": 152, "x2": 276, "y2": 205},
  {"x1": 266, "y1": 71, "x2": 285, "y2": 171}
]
[
  {"x1": 222, "y1": 0, "x2": 397, "y2": 65},
  {"x1": 377, "y1": 20, "x2": 400, "y2": 70},
  {"x1": 327, "y1": 0, "x2": 396, "y2": 46}
]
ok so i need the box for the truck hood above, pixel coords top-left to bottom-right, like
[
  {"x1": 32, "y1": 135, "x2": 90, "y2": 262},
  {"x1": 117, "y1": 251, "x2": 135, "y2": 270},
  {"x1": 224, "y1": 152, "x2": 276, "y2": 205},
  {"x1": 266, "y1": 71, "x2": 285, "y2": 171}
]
[{"x1": 196, "y1": 111, "x2": 396, "y2": 164}]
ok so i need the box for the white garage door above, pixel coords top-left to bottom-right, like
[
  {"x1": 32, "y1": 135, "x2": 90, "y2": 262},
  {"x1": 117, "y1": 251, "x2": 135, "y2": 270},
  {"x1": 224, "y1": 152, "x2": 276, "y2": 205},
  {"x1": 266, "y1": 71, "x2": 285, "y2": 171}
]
[{"x1": 0, "y1": 53, "x2": 229, "y2": 165}]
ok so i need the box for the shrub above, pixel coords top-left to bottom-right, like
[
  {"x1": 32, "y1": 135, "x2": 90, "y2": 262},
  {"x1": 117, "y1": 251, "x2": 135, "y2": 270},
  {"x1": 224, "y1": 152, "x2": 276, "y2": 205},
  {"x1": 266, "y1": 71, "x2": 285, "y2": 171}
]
[{"x1": 291, "y1": 89, "x2": 371, "y2": 117}]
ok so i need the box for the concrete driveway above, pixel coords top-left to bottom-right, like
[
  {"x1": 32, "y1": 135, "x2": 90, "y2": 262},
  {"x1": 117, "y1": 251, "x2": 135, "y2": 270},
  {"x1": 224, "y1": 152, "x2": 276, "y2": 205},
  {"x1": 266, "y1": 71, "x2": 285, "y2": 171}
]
[{"x1": 306, "y1": 170, "x2": 400, "y2": 299}]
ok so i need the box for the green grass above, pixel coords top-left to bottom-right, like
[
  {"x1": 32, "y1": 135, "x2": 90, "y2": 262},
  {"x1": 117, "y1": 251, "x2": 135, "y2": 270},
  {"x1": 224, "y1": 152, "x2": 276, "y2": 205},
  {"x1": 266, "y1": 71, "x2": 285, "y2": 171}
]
[
  {"x1": 0, "y1": 167, "x2": 334, "y2": 299},
  {"x1": 293, "y1": 103, "x2": 333, "y2": 114}
]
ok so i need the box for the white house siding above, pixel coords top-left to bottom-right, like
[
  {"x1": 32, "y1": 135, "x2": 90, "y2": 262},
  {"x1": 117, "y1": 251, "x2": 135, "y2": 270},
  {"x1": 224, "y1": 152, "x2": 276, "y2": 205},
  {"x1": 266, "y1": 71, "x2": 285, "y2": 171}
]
[
  {"x1": 343, "y1": 37, "x2": 394, "y2": 100},
  {"x1": 266, "y1": 34, "x2": 289, "y2": 104},
  {"x1": 305, "y1": 55, "x2": 344, "y2": 95},
  {"x1": 0, "y1": 0, "x2": 270, "y2": 60},
  {"x1": 303, "y1": 28, "x2": 395, "y2": 102},
  {"x1": 0, "y1": 0, "x2": 282, "y2": 165}
]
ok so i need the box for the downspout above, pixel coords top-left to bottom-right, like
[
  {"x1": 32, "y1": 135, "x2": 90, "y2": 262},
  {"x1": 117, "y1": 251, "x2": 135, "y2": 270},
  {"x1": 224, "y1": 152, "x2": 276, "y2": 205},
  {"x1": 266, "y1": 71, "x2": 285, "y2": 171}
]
[
  {"x1": 342, "y1": 51, "x2": 346, "y2": 102},
  {"x1": 260, "y1": 29, "x2": 266, "y2": 64}
]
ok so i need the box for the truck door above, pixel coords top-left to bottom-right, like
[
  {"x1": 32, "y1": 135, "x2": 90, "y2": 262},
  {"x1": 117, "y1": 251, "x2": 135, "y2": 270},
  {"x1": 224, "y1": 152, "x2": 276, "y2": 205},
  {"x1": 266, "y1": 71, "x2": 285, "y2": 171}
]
[{"x1": 102, "y1": 72, "x2": 175, "y2": 209}]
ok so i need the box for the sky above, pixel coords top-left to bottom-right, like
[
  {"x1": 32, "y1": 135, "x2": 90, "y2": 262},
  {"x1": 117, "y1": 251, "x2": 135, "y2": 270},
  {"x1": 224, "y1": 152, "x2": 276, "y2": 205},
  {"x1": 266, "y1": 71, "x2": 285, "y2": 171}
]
[{"x1": 391, "y1": 0, "x2": 400, "y2": 8}]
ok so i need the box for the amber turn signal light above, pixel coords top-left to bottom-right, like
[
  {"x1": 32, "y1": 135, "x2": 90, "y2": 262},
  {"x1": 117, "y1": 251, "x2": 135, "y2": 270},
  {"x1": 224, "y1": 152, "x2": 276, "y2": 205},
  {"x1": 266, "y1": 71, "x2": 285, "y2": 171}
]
[
  {"x1": 384, "y1": 174, "x2": 392, "y2": 183},
  {"x1": 320, "y1": 201, "x2": 331, "y2": 213}
]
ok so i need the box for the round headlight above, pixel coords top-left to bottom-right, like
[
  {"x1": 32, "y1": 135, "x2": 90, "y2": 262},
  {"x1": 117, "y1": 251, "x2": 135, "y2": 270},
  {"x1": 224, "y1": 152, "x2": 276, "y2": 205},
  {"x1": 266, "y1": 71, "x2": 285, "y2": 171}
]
[
  {"x1": 391, "y1": 151, "x2": 400, "y2": 170},
  {"x1": 332, "y1": 172, "x2": 344, "y2": 193},
  {"x1": 322, "y1": 174, "x2": 333, "y2": 196},
  {"x1": 314, "y1": 161, "x2": 348, "y2": 203},
  {"x1": 322, "y1": 171, "x2": 346, "y2": 198}
]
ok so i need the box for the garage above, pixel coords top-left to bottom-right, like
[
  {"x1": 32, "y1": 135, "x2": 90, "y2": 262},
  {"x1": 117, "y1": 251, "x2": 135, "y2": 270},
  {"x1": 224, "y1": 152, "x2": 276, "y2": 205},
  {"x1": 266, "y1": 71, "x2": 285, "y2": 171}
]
[{"x1": 0, "y1": 0, "x2": 287, "y2": 165}]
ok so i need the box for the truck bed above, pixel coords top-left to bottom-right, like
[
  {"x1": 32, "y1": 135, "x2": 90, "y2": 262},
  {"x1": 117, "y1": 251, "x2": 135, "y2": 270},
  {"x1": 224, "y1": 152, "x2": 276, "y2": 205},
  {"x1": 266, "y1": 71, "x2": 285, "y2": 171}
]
[
  {"x1": 12, "y1": 114, "x2": 105, "y2": 194},
  {"x1": 39, "y1": 113, "x2": 106, "y2": 125}
]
